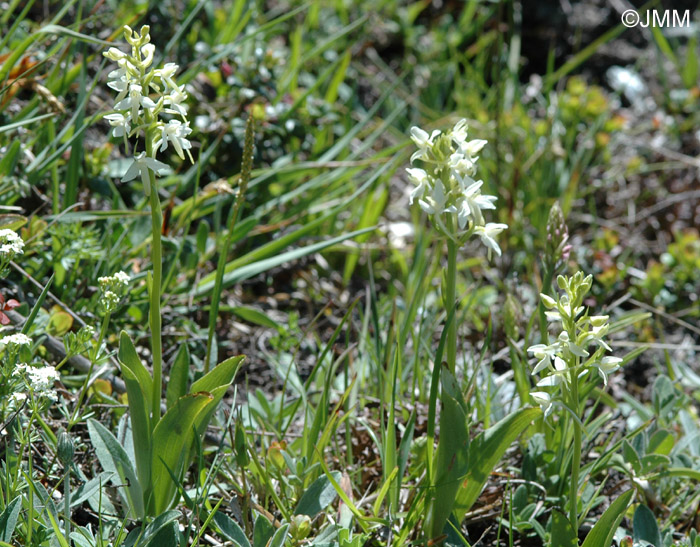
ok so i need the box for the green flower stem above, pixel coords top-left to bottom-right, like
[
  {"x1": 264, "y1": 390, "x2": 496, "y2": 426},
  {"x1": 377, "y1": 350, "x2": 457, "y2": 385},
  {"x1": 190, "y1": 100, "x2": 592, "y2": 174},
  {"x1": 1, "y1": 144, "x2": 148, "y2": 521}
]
[
  {"x1": 569, "y1": 371, "x2": 582, "y2": 534},
  {"x1": 445, "y1": 215, "x2": 458, "y2": 375},
  {"x1": 146, "y1": 137, "x2": 163, "y2": 422}
]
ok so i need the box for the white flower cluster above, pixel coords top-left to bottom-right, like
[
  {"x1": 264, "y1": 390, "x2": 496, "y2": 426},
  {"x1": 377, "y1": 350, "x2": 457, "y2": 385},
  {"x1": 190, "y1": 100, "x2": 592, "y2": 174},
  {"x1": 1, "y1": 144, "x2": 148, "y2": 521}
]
[
  {"x1": 0, "y1": 229, "x2": 24, "y2": 277},
  {"x1": 13, "y1": 363, "x2": 60, "y2": 402},
  {"x1": 0, "y1": 229, "x2": 24, "y2": 257},
  {"x1": 527, "y1": 273, "x2": 622, "y2": 417},
  {"x1": 104, "y1": 25, "x2": 193, "y2": 195},
  {"x1": 97, "y1": 271, "x2": 130, "y2": 314},
  {"x1": 0, "y1": 333, "x2": 32, "y2": 349},
  {"x1": 407, "y1": 119, "x2": 507, "y2": 255}
]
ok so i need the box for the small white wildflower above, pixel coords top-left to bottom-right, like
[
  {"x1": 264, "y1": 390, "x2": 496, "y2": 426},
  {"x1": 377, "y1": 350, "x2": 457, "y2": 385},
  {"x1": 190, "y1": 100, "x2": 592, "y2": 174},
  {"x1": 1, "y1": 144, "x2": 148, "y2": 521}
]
[
  {"x1": 0, "y1": 333, "x2": 32, "y2": 348},
  {"x1": 459, "y1": 138, "x2": 487, "y2": 157},
  {"x1": 406, "y1": 168, "x2": 429, "y2": 205},
  {"x1": 0, "y1": 229, "x2": 24, "y2": 257},
  {"x1": 527, "y1": 341, "x2": 561, "y2": 374},
  {"x1": 155, "y1": 119, "x2": 193, "y2": 161},
  {"x1": 26, "y1": 365, "x2": 60, "y2": 392},
  {"x1": 164, "y1": 86, "x2": 189, "y2": 118},
  {"x1": 409, "y1": 126, "x2": 440, "y2": 162},
  {"x1": 473, "y1": 223, "x2": 508, "y2": 256},
  {"x1": 121, "y1": 152, "x2": 169, "y2": 196},
  {"x1": 113, "y1": 271, "x2": 130, "y2": 287},
  {"x1": 536, "y1": 356, "x2": 568, "y2": 387},
  {"x1": 104, "y1": 47, "x2": 127, "y2": 62},
  {"x1": 140, "y1": 43, "x2": 155, "y2": 68},
  {"x1": 592, "y1": 356, "x2": 623, "y2": 386},
  {"x1": 455, "y1": 177, "x2": 497, "y2": 228},
  {"x1": 104, "y1": 112, "x2": 131, "y2": 139},
  {"x1": 115, "y1": 83, "x2": 157, "y2": 123},
  {"x1": 154, "y1": 62, "x2": 180, "y2": 92},
  {"x1": 530, "y1": 391, "x2": 553, "y2": 417},
  {"x1": 418, "y1": 179, "x2": 454, "y2": 216}
]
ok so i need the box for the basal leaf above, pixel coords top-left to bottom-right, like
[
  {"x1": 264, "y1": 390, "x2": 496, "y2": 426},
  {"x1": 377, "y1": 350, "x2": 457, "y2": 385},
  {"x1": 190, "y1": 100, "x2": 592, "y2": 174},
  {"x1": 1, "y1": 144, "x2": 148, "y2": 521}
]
[
  {"x1": 166, "y1": 342, "x2": 190, "y2": 409},
  {"x1": 633, "y1": 504, "x2": 661, "y2": 547},
  {"x1": 118, "y1": 331, "x2": 153, "y2": 413},
  {"x1": 150, "y1": 392, "x2": 214, "y2": 513},
  {"x1": 0, "y1": 496, "x2": 21, "y2": 542},
  {"x1": 428, "y1": 367, "x2": 469, "y2": 538},
  {"x1": 294, "y1": 471, "x2": 342, "y2": 517},
  {"x1": 551, "y1": 509, "x2": 578, "y2": 547},
  {"x1": 191, "y1": 354, "x2": 244, "y2": 393},
  {"x1": 87, "y1": 419, "x2": 144, "y2": 519},
  {"x1": 213, "y1": 511, "x2": 251, "y2": 547},
  {"x1": 581, "y1": 490, "x2": 634, "y2": 547},
  {"x1": 119, "y1": 364, "x2": 152, "y2": 495},
  {"x1": 454, "y1": 407, "x2": 541, "y2": 521}
]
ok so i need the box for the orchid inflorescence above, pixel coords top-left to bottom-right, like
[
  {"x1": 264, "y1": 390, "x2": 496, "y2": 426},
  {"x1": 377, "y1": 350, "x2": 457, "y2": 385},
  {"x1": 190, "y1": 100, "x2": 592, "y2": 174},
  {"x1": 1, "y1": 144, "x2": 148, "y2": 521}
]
[
  {"x1": 527, "y1": 272, "x2": 622, "y2": 417},
  {"x1": 406, "y1": 119, "x2": 507, "y2": 256},
  {"x1": 104, "y1": 25, "x2": 193, "y2": 195}
]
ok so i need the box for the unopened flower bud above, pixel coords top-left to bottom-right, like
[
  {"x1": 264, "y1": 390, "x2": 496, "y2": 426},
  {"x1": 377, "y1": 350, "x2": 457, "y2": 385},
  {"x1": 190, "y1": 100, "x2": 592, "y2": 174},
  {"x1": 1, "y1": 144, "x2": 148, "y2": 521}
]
[
  {"x1": 57, "y1": 431, "x2": 75, "y2": 466},
  {"x1": 503, "y1": 294, "x2": 521, "y2": 341},
  {"x1": 545, "y1": 201, "x2": 569, "y2": 271}
]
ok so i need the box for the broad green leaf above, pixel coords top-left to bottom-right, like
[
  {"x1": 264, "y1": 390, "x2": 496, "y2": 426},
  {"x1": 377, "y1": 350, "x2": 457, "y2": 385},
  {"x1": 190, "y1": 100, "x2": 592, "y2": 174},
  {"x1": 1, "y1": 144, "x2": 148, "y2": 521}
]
[
  {"x1": 166, "y1": 343, "x2": 190, "y2": 409},
  {"x1": 70, "y1": 531, "x2": 94, "y2": 547},
  {"x1": 120, "y1": 365, "x2": 152, "y2": 491},
  {"x1": 253, "y1": 514, "x2": 274, "y2": 547},
  {"x1": 141, "y1": 510, "x2": 181, "y2": 547},
  {"x1": 213, "y1": 511, "x2": 251, "y2": 547},
  {"x1": 186, "y1": 384, "x2": 232, "y2": 472},
  {"x1": 0, "y1": 214, "x2": 26, "y2": 232},
  {"x1": 0, "y1": 496, "x2": 21, "y2": 542},
  {"x1": 118, "y1": 331, "x2": 153, "y2": 412},
  {"x1": 268, "y1": 524, "x2": 290, "y2": 547},
  {"x1": 87, "y1": 419, "x2": 144, "y2": 519},
  {"x1": 191, "y1": 355, "x2": 244, "y2": 394},
  {"x1": 150, "y1": 392, "x2": 214, "y2": 513},
  {"x1": 228, "y1": 306, "x2": 282, "y2": 331},
  {"x1": 647, "y1": 429, "x2": 673, "y2": 456},
  {"x1": 294, "y1": 471, "x2": 342, "y2": 517},
  {"x1": 454, "y1": 407, "x2": 541, "y2": 521},
  {"x1": 633, "y1": 504, "x2": 661, "y2": 547},
  {"x1": 551, "y1": 509, "x2": 578, "y2": 547},
  {"x1": 142, "y1": 522, "x2": 178, "y2": 547},
  {"x1": 428, "y1": 367, "x2": 469, "y2": 538},
  {"x1": 581, "y1": 490, "x2": 634, "y2": 547}
]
